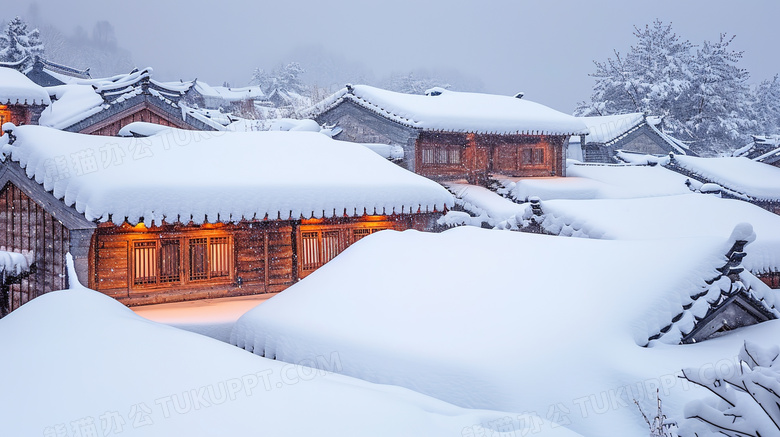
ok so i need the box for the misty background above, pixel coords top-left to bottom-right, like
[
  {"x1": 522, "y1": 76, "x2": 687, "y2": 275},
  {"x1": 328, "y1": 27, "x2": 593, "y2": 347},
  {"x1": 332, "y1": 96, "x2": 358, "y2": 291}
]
[{"x1": 2, "y1": 0, "x2": 778, "y2": 114}]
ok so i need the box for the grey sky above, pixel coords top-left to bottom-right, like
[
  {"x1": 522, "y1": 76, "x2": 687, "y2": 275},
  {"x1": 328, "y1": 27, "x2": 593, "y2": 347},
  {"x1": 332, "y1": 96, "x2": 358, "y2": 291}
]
[{"x1": 4, "y1": 0, "x2": 778, "y2": 113}]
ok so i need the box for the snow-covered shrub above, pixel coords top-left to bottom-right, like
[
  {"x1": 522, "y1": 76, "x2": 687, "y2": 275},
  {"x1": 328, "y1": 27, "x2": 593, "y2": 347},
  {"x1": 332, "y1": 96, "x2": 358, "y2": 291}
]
[{"x1": 680, "y1": 341, "x2": 780, "y2": 436}]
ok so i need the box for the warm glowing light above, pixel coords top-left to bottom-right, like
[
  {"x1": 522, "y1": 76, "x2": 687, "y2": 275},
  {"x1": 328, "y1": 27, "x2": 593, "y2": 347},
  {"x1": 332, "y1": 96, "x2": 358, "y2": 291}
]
[{"x1": 301, "y1": 217, "x2": 326, "y2": 225}]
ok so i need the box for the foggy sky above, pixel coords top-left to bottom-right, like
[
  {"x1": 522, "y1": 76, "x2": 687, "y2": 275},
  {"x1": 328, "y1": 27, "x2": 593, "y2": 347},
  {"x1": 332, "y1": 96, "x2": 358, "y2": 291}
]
[{"x1": 4, "y1": 0, "x2": 778, "y2": 113}]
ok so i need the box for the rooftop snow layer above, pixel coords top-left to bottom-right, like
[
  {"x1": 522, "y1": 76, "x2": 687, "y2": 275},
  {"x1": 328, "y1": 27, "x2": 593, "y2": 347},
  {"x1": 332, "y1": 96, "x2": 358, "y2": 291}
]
[
  {"x1": 534, "y1": 193, "x2": 780, "y2": 273},
  {"x1": 577, "y1": 113, "x2": 644, "y2": 144},
  {"x1": 670, "y1": 155, "x2": 780, "y2": 201},
  {"x1": 37, "y1": 68, "x2": 215, "y2": 131},
  {"x1": 501, "y1": 162, "x2": 692, "y2": 201},
  {"x1": 3, "y1": 125, "x2": 452, "y2": 225},
  {"x1": 0, "y1": 67, "x2": 51, "y2": 106},
  {"x1": 232, "y1": 226, "x2": 780, "y2": 436},
  {"x1": 307, "y1": 85, "x2": 589, "y2": 135},
  {"x1": 194, "y1": 81, "x2": 266, "y2": 101},
  {"x1": 38, "y1": 84, "x2": 105, "y2": 129}
]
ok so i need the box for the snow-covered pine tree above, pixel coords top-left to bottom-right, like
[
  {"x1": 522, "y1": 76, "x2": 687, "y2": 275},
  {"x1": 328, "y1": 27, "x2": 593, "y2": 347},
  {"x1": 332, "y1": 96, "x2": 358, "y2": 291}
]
[
  {"x1": 383, "y1": 71, "x2": 451, "y2": 95},
  {"x1": 575, "y1": 20, "x2": 692, "y2": 117},
  {"x1": 0, "y1": 16, "x2": 44, "y2": 70},
  {"x1": 750, "y1": 74, "x2": 780, "y2": 136},
  {"x1": 677, "y1": 34, "x2": 754, "y2": 156},
  {"x1": 251, "y1": 62, "x2": 308, "y2": 96},
  {"x1": 577, "y1": 20, "x2": 758, "y2": 155}
]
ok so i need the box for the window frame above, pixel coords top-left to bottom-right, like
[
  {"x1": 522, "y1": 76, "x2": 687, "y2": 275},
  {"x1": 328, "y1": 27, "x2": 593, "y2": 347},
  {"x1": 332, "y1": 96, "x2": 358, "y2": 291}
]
[
  {"x1": 130, "y1": 233, "x2": 234, "y2": 290},
  {"x1": 420, "y1": 145, "x2": 463, "y2": 166}
]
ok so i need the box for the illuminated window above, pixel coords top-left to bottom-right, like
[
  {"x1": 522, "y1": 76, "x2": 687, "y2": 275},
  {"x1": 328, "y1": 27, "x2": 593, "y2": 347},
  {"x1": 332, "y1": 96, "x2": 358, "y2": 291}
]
[
  {"x1": 133, "y1": 241, "x2": 158, "y2": 285},
  {"x1": 300, "y1": 230, "x2": 343, "y2": 273},
  {"x1": 0, "y1": 105, "x2": 10, "y2": 136},
  {"x1": 132, "y1": 235, "x2": 232, "y2": 287}
]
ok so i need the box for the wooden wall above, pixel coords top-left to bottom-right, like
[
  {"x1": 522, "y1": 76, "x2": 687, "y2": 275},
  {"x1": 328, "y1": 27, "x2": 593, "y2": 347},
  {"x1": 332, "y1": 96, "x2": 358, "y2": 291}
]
[
  {"x1": 91, "y1": 221, "x2": 295, "y2": 306},
  {"x1": 90, "y1": 213, "x2": 440, "y2": 306},
  {"x1": 758, "y1": 271, "x2": 780, "y2": 289},
  {"x1": 82, "y1": 106, "x2": 185, "y2": 137},
  {"x1": 0, "y1": 182, "x2": 69, "y2": 314},
  {"x1": 415, "y1": 132, "x2": 567, "y2": 182}
]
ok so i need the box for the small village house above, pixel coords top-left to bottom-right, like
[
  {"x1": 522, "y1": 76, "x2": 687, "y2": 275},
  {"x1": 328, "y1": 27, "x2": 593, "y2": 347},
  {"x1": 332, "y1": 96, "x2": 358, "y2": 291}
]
[
  {"x1": 7, "y1": 56, "x2": 92, "y2": 87},
  {"x1": 570, "y1": 113, "x2": 693, "y2": 163},
  {"x1": 306, "y1": 85, "x2": 589, "y2": 184},
  {"x1": 38, "y1": 67, "x2": 228, "y2": 136},
  {"x1": 0, "y1": 125, "x2": 451, "y2": 314},
  {"x1": 0, "y1": 67, "x2": 50, "y2": 136}
]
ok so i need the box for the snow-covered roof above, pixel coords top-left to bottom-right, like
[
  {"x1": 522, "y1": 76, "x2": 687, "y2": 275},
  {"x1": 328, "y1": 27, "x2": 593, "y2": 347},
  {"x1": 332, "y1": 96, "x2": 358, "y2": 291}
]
[
  {"x1": 0, "y1": 266, "x2": 528, "y2": 437},
  {"x1": 577, "y1": 113, "x2": 689, "y2": 154},
  {"x1": 753, "y1": 134, "x2": 780, "y2": 148},
  {"x1": 306, "y1": 85, "x2": 589, "y2": 135},
  {"x1": 36, "y1": 67, "x2": 220, "y2": 131},
  {"x1": 194, "y1": 81, "x2": 266, "y2": 102},
  {"x1": 24, "y1": 57, "x2": 91, "y2": 84},
  {"x1": 500, "y1": 161, "x2": 692, "y2": 201},
  {"x1": 578, "y1": 113, "x2": 644, "y2": 144},
  {"x1": 532, "y1": 193, "x2": 780, "y2": 274},
  {"x1": 0, "y1": 67, "x2": 50, "y2": 106},
  {"x1": 232, "y1": 225, "x2": 780, "y2": 436},
  {"x1": 38, "y1": 83, "x2": 105, "y2": 129},
  {"x1": 2, "y1": 125, "x2": 452, "y2": 225},
  {"x1": 743, "y1": 135, "x2": 780, "y2": 164},
  {"x1": 668, "y1": 155, "x2": 780, "y2": 202}
]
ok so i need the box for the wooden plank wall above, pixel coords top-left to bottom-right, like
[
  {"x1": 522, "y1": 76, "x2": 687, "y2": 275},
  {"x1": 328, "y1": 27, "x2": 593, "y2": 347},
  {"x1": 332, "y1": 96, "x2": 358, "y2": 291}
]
[
  {"x1": 83, "y1": 108, "x2": 183, "y2": 137},
  {"x1": 92, "y1": 222, "x2": 295, "y2": 305},
  {"x1": 415, "y1": 132, "x2": 568, "y2": 182},
  {"x1": 0, "y1": 183, "x2": 69, "y2": 314}
]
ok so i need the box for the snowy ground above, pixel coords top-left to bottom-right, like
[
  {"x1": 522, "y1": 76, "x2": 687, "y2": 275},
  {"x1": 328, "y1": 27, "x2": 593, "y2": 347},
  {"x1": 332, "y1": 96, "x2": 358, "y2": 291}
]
[{"x1": 131, "y1": 294, "x2": 275, "y2": 342}]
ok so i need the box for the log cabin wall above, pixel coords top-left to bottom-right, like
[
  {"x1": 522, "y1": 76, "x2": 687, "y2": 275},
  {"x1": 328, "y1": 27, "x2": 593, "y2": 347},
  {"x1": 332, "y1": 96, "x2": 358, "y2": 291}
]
[
  {"x1": 91, "y1": 221, "x2": 295, "y2": 306},
  {"x1": 0, "y1": 105, "x2": 36, "y2": 135},
  {"x1": 0, "y1": 182, "x2": 69, "y2": 313},
  {"x1": 415, "y1": 132, "x2": 568, "y2": 182},
  {"x1": 758, "y1": 271, "x2": 780, "y2": 289},
  {"x1": 80, "y1": 104, "x2": 187, "y2": 137},
  {"x1": 91, "y1": 213, "x2": 439, "y2": 305}
]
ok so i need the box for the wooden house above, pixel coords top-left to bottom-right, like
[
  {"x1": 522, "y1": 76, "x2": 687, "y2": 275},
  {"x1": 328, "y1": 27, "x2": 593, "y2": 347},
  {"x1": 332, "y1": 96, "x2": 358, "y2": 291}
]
[
  {"x1": 306, "y1": 85, "x2": 589, "y2": 184},
  {"x1": 571, "y1": 113, "x2": 693, "y2": 163},
  {"x1": 25, "y1": 57, "x2": 91, "y2": 87},
  {"x1": 0, "y1": 67, "x2": 51, "y2": 136},
  {"x1": 1, "y1": 56, "x2": 91, "y2": 87},
  {"x1": 0, "y1": 125, "x2": 451, "y2": 315},
  {"x1": 38, "y1": 68, "x2": 225, "y2": 137}
]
